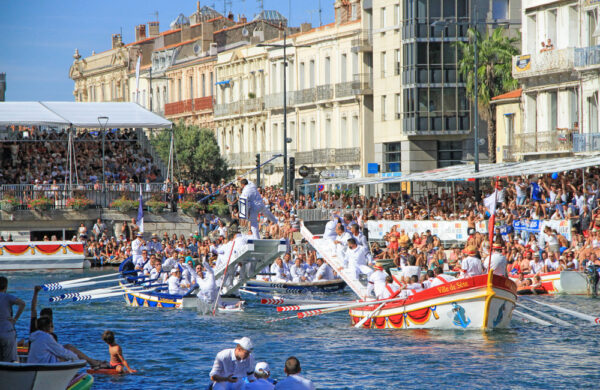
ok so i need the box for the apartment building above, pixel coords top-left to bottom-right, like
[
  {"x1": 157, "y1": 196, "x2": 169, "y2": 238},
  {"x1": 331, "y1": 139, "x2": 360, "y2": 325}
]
[
  {"x1": 508, "y1": 0, "x2": 600, "y2": 160},
  {"x1": 214, "y1": 1, "x2": 373, "y2": 187},
  {"x1": 362, "y1": 0, "x2": 520, "y2": 191}
]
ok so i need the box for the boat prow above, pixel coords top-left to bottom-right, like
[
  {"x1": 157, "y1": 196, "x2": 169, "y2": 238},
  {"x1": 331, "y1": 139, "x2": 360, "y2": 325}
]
[
  {"x1": 510, "y1": 270, "x2": 589, "y2": 295},
  {"x1": 0, "y1": 360, "x2": 88, "y2": 390},
  {"x1": 349, "y1": 274, "x2": 517, "y2": 330}
]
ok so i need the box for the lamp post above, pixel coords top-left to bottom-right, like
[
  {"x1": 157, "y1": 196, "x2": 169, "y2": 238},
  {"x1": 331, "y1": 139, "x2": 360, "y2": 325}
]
[
  {"x1": 258, "y1": 30, "x2": 310, "y2": 193},
  {"x1": 98, "y1": 116, "x2": 109, "y2": 206}
]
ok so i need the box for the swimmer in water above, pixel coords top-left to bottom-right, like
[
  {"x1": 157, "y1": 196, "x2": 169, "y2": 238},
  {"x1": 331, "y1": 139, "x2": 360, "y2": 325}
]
[{"x1": 101, "y1": 330, "x2": 136, "y2": 373}]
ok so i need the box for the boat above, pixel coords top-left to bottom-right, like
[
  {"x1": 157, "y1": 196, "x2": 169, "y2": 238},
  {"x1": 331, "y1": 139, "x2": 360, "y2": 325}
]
[
  {"x1": 349, "y1": 274, "x2": 517, "y2": 330},
  {"x1": 517, "y1": 286, "x2": 547, "y2": 295},
  {"x1": 243, "y1": 279, "x2": 346, "y2": 294},
  {"x1": 0, "y1": 241, "x2": 85, "y2": 271},
  {"x1": 510, "y1": 270, "x2": 589, "y2": 295},
  {"x1": 0, "y1": 360, "x2": 92, "y2": 390}
]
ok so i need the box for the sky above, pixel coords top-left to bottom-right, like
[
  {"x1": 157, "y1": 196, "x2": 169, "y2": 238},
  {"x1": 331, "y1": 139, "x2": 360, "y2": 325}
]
[{"x1": 0, "y1": 0, "x2": 334, "y2": 101}]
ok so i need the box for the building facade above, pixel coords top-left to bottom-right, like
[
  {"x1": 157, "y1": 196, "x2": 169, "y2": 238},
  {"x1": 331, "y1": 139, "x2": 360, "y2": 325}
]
[{"x1": 509, "y1": 0, "x2": 600, "y2": 160}]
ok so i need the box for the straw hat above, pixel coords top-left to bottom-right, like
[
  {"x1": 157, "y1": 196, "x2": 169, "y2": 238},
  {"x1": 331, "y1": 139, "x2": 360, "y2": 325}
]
[{"x1": 463, "y1": 245, "x2": 477, "y2": 255}]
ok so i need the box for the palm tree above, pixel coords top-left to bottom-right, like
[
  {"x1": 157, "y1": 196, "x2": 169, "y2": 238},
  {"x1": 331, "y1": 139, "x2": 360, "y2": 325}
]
[{"x1": 456, "y1": 27, "x2": 519, "y2": 163}]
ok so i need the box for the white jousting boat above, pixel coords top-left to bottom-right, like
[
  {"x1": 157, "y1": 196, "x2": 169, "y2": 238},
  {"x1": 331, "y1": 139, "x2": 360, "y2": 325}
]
[
  {"x1": 510, "y1": 270, "x2": 589, "y2": 295},
  {"x1": 0, "y1": 241, "x2": 85, "y2": 271},
  {"x1": 0, "y1": 360, "x2": 89, "y2": 390}
]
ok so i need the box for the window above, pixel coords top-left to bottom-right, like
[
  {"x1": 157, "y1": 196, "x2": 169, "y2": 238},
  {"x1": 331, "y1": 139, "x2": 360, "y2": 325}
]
[
  {"x1": 324, "y1": 56, "x2": 331, "y2": 84},
  {"x1": 309, "y1": 60, "x2": 315, "y2": 88},
  {"x1": 504, "y1": 113, "x2": 515, "y2": 146},
  {"x1": 189, "y1": 76, "x2": 194, "y2": 100},
  {"x1": 587, "y1": 10, "x2": 598, "y2": 47},
  {"x1": 492, "y1": 0, "x2": 509, "y2": 20},
  {"x1": 437, "y1": 141, "x2": 462, "y2": 168},
  {"x1": 352, "y1": 115, "x2": 359, "y2": 147},
  {"x1": 394, "y1": 4, "x2": 400, "y2": 26},
  {"x1": 271, "y1": 63, "x2": 277, "y2": 93},
  {"x1": 163, "y1": 86, "x2": 167, "y2": 105},
  {"x1": 380, "y1": 7, "x2": 386, "y2": 28},
  {"x1": 340, "y1": 54, "x2": 347, "y2": 83},
  {"x1": 301, "y1": 121, "x2": 307, "y2": 151},
  {"x1": 300, "y1": 62, "x2": 305, "y2": 89},
  {"x1": 272, "y1": 123, "x2": 278, "y2": 151},
  {"x1": 395, "y1": 93, "x2": 401, "y2": 119},
  {"x1": 178, "y1": 79, "x2": 182, "y2": 101},
  {"x1": 340, "y1": 116, "x2": 347, "y2": 147},
  {"x1": 588, "y1": 93, "x2": 598, "y2": 133},
  {"x1": 288, "y1": 60, "x2": 294, "y2": 91},
  {"x1": 310, "y1": 120, "x2": 317, "y2": 149},
  {"x1": 395, "y1": 49, "x2": 401, "y2": 75},
  {"x1": 383, "y1": 143, "x2": 401, "y2": 173},
  {"x1": 201, "y1": 74, "x2": 206, "y2": 97},
  {"x1": 546, "y1": 9, "x2": 557, "y2": 50},
  {"x1": 210, "y1": 72, "x2": 213, "y2": 96},
  {"x1": 381, "y1": 95, "x2": 387, "y2": 121},
  {"x1": 381, "y1": 51, "x2": 387, "y2": 78},
  {"x1": 548, "y1": 91, "x2": 557, "y2": 131},
  {"x1": 569, "y1": 88, "x2": 579, "y2": 128},
  {"x1": 325, "y1": 116, "x2": 332, "y2": 147}
]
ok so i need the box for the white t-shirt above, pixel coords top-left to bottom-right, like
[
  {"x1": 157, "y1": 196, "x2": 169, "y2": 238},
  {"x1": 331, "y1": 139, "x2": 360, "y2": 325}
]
[
  {"x1": 274, "y1": 374, "x2": 316, "y2": 390},
  {"x1": 401, "y1": 265, "x2": 420, "y2": 280}
]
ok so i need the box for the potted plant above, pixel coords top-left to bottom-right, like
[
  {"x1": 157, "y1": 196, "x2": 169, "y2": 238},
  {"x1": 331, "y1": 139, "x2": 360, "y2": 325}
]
[
  {"x1": 146, "y1": 199, "x2": 168, "y2": 213},
  {"x1": 109, "y1": 197, "x2": 138, "y2": 212},
  {"x1": 0, "y1": 196, "x2": 19, "y2": 212},
  {"x1": 66, "y1": 197, "x2": 93, "y2": 210},
  {"x1": 28, "y1": 197, "x2": 54, "y2": 211},
  {"x1": 179, "y1": 200, "x2": 201, "y2": 216}
]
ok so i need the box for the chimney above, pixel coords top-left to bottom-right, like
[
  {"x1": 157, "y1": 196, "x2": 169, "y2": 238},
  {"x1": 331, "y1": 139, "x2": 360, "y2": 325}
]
[
  {"x1": 240, "y1": 14, "x2": 247, "y2": 24},
  {"x1": 300, "y1": 23, "x2": 312, "y2": 33},
  {"x1": 181, "y1": 23, "x2": 192, "y2": 41},
  {"x1": 135, "y1": 24, "x2": 147, "y2": 41},
  {"x1": 148, "y1": 21, "x2": 160, "y2": 37},
  {"x1": 112, "y1": 33, "x2": 123, "y2": 49}
]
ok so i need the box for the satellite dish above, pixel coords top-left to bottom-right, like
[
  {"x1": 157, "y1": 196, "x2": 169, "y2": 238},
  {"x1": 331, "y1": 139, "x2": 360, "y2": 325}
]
[
  {"x1": 242, "y1": 28, "x2": 249, "y2": 37},
  {"x1": 193, "y1": 43, "x2": 201, "y2": 55},
  {"x1": 478, "y1": 138, "x2": 486, "y2": 146}
]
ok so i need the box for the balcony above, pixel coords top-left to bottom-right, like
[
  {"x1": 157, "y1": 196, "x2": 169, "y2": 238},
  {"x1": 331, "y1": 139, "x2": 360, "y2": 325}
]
[
  {"x1": 573, "y1": 133, "x2": 600, "y2": 153},
  {"x1": 293, "y1": 88, "x2": 317, "y2": 106},
  {"x1": 317, "y1": 85, "x2": 333, "y2": 101},
  {"x1": 243, "y1": 97, "x2": 264, "y2": 113},
  {"x1": 351, "y1": 30, "x2": 373, "y2": 53},
  {"x1": 265, "y1": 93, "x2": 293, "y2": 109},
  {"x1": 335, "y1": 82, "x2": 354, "y2": 99},
  {"x1": 575, "y1": 45, "x2": 600, "y2": 70},
  {"x1": 352, "y1": 73, "x2": 373, "y2": 94},
  {"x1": 512, "y1": 48, "x2": 574, "y2": 79},
  {"x1": 501, "y1": 145, "x2": 518, "y2": 162},
  {"x1": 164, "y1": 97, "x2": 213, "y2": 116},
  {"x1": 294, "y1": 148, "x2": 360, "y2": 165},
  {"x1": 512, "y1": 130, "x2": 573, "y2": 155},
  {"x1": 214, "y1": 101, "x2": 241, "y2": 117}
]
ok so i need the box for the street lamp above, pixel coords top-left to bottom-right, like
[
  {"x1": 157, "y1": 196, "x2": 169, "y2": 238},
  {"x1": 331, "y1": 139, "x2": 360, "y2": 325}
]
[
  {"x1": 258, "y1": 30, "x2": 310, "y2": 193},
  {"x1": 97, "y1": 116, "x2": 109, "y2": 205}
]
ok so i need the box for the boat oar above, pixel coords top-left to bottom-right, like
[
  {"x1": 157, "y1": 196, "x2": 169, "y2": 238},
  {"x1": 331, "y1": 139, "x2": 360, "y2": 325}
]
[
  {"x1": 42, "y1": 277, "x2": 126, "y2": 291},
  {"x1": 42, "y1": 272, "x2": 127, "y2": 290},
  {"x1": 521, "y1": 297, "x2": 600, "y2": 325},
  {"x1": 50, "y1": 283, "x2": 156, "y2": 303},
  {"x1": 261, "y1": 298, "x2": 350, "y2": 305},
  {"x1": 513, "y1": 309, "x2": 552, "y2": 326},
  {"x1": 354, "y1": 302, "x2": 386, "y2": 328},
  {"x1": 296, "y1": 296, "x2": 407, "y2": 320},
  {"x1": 72, "y1": 288, "x2": 154, "y2": 301},
  {"x1": 277, "y1": 302, "x2": 347, "y2": 312},
  {"x1": 213, "y1": 241, "x2": 236, "y2": 316},
  {"x1": 516, "y1": 303, "x2": 573, "y2": 327}
]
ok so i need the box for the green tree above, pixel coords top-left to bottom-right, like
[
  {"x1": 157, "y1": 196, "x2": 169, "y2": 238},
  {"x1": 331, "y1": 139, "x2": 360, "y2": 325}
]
[
  {"x1": 151, "y1": 121, "x2": 233, "y2": 183},
  {"x1": 456, "y1": 27, "x2": 519, "y2": 163}
]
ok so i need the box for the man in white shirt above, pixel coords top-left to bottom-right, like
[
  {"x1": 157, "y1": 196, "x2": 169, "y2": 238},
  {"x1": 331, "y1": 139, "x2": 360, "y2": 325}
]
[
  {"x1": 486, "y1": 243, "x2": 508, "y2": 277},
  {"x1": 239, "y1": 178, "x2": 278, "y2": 239},
  {"x1": 429, "y1": 267, "x2": 457, "y2": 287},
  {"x1": 303, "y1": 256, "x2": 318, "y2": 281},
  {"x1": 195, "y1": 261, "x2": 217, "y2": 305},
  {"x1": 460, "y1": 246, "x2": 484, "y2": 277},
  {"x1": 349, "y1": 224, "x2": 368, "y2": 249},
  {"x1": 274, "y1": 356, "x2": 315, "y2": 390},
  {"x1": 290, "y1": 258, "x2": 307, "y2": 283},
  {"x1": 168, "y1": 268, "x2": 190, "y2": 295},
  {"x1": 27, "y1": 317, "x2": 78, "y2": 364},
  {"x1": 401, "y1": 255, "x2": 420, "y2": 283},
  {"x1": 270, "y1": 258, "x2": 289, "y2": 282},
  {"x1": 333, "y1": 224, "x2": 351, "y2": 260},
  {"x1": 344, "y1": 238, "x2": 373, "y2": 281},
  {"x1": 314, "y1": 258, "x2": 334, "y2": 281},
  {"x1": 530, "y1": 252, "x2": 544, "y2": 274},
  {"x1": 367, "y1": 264, "x2": 387, "y2": 298},
  {"x1": 210, "y1": 337, "x2": 256, "y2": 390},
  {"x1": 323, "y1": 213, "x2": 341, "y2": 242},
  {"x1": 131, "y1": 232, "x2": 145, "y2": 265}
]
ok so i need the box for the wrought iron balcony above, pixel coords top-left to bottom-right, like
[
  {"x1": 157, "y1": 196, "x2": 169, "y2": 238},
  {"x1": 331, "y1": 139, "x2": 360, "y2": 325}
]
[
  {"x1": 575, "y1": 45, "x2": 600, "y2": 69},
  {"x1": 335, "y1": 82, "x2": 354, "y2": 99},
  {"x1": 512, "y1": 48, "x2": 574, "y2": 79},
  {"x1": 294, "y1": 148, "x2": 360, "y2": 165},
  {"x1": 573, "y1": 133, "x2": 600, "y2": 153},
  {"x1": 351, "y1": 30, "x2": 373, "y2": 53},
  {"x1": 352, "y1": 73, "x2": 373, "y2": 94},
  {"x1": 512, "y1": 129, "x2": 573, "y2": 154},
  {"x1": 317, "y1": 85, "x2": 333, "y2": 101}
]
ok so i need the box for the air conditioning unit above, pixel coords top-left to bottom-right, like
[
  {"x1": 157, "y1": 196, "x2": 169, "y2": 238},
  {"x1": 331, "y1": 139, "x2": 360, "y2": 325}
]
[{"x1": 209, "y1": 43, "x2": 217, "y2": 56}]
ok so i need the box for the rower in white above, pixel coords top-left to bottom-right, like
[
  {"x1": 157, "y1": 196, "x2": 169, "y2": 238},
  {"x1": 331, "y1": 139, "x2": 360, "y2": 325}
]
[
  {"x1": 239, "y1": 178, "x2": 278, "y2": 239},
  {"x1": 367, "y1": 264, "x2": 387, "y2": 298},
  {"x1": 167, "y1": 268, "x2": 190, "y2": 295},
  {"x1": 333, "y1": 223, "x2": 351, "y2": 260},
  {"x1": 486, "y1": 242, "x2": 508, "y2": 277},
  {"x1": 270, "y1": 257, "x2": 289, "y2": 282},
  {"x1": 290, "y1": 258, "x2": 307, "y2": 283},
  {"x1": 314, "y1": 257, "x2": 335, "y2": 281},
  {"x1": 195, "y1": 261, "x2": 217, "y2": 305},
  {"x1": 460, "y1": 245, "x2": 484, "y2": 277},
  {"x1": 429, "y1": 267, "x2": 457, "y2": 287},
  {"x1": 344, "y1": 238, "x2": 373, "y2": 281}
]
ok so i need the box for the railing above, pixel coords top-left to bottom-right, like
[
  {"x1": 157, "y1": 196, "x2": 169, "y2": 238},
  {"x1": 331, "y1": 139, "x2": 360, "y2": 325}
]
[
  {"x1": 293, "y1": 88, "x2": 317, "y2": 105},
  {"x1": 164, "y1": 96, "x2": 213, "y2": 116},
  {"x1": 317, "y1": 85, "x2": 333, "y2": 101},
  {"x1": 501, "y1": 145, "x2": 517, "y2": 162},
  {"x1": 513, "y1": 48, "x2": 574, "y2": 79},
  {"x1": 575, "y1": 45, "x2": 600, "y2": 68},
  {"x1": 335, "y1": 82, "x2": 354, "y2": 99},
  {"x1": 513, "y1": 130, "x2": 573, "y2": 154},
  {"x1": 351, "y1": 29, "x2": 373, "y2": 52},
  {"x1": 573, "y1": 133, "x2": 600, "y2": 153},
  {"x1": 0, "y1": 183, "x2": 173, "y2": 210},
  {"x1": 294, "y1": 148, "x2": 360, "y2": 165},
  {"x1": 333, "y1": 147, "x2": 361, "y2": 163},
  {"x1": 352, "y1": 73, "x2": 373, "y2": 94}
]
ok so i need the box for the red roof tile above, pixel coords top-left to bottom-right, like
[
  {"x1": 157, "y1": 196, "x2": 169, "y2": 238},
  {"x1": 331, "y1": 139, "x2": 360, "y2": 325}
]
[{"x1": 491, "y1": 88, "x2": 522, "y2": 101}]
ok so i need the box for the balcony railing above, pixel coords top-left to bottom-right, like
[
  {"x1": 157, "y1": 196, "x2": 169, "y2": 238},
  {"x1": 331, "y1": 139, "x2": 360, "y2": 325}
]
[
  {"x1": 573, "y1": 133, "x2": 600, "y2": 153},
  {"x1": 512, "y1": 130, "x2": 573, "y2": 154},
  {"x1": 335, "y1": 82, "x2": 354, "y2": 99},
  {"x1": 317, "y1": 85, "x2": 333, "y2": 101},
  {"x1": 575, "y1": 45, "x2": 600, "y2": 69},
  {"x1": 352, "y1": 73, "x2": 373, "y2": 94},
  {"x1": 164, "y1": 97, "x2": 213, "y2": 116},
  {"x1": 513, "y1": 48, "x2": 574, "y2": 79},
  {"x1": 351, "y1": 29, "x2": 373, "y2": 52},
  {"x1": 294, "y1": 148, "x2": 360, "y2": 165},
  {"x1": 293, "y1": 88, "x2": 317, "y2": 105}
]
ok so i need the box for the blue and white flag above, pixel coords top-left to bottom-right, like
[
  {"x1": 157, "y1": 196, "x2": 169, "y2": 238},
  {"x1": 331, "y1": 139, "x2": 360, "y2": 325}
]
[{"x1": 137, "y1": 187, "x2": 144, "y2": 233}]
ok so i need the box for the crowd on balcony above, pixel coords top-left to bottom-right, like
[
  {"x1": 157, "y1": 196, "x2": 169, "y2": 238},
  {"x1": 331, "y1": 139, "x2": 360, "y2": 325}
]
[{"x1": 0, "y1": 128, "x2": 162, "y2": 186}]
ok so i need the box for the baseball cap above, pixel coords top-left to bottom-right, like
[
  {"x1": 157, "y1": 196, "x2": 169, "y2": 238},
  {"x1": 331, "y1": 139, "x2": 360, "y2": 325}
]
[
  {"x1": 170, "y1": 268, "x2": 179, "y2": 274},
  {"x1": 234, "y1": 337, "x2": 253, "y2": 351},
  {"x1": 255, "y1": 362, "x2": 270, "y2": 375}
]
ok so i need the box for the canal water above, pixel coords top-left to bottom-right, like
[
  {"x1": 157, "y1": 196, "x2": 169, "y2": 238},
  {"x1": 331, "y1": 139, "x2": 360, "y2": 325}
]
[{"x1": 8, "y1": 270, "x2": 600, "y2": 389}]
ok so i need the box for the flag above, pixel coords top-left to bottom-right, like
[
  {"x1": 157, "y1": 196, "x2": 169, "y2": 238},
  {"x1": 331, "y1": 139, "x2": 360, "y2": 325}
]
[
  {"x1": 483, "y1": 190, "x2": 499, "y2": 216},
  {"x1": 318, "y1": 184, "x2": 325, "y2": 192},
  {"x1": 484, "y1": 180, "x2": 500, "y2": 274},
  {"x1": 135, "y1": 54, "x2": 141, "y2": 104},
  {"x1": 137, "y1": 187, "x2": 144, "y2": 233}
]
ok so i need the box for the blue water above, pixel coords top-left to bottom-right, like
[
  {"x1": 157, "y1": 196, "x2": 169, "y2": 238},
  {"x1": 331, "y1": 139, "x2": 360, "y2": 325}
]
[{"x1": 8, "y1": 270, "x2": 600, "y2": 389}]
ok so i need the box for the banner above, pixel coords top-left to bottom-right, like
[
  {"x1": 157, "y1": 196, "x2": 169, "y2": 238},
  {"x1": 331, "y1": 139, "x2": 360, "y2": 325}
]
[{"x1": 512, "y1": 219, "x2": 572, "y2": 241}]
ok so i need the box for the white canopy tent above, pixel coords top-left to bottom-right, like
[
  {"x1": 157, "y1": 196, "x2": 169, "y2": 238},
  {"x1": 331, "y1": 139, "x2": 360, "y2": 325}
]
[
  {"x1": 318, "y1": 155, "x2": 600, "y2": 187},
  {"x1": 0, "y1": 102, "x2": 172, "y2": 128}
]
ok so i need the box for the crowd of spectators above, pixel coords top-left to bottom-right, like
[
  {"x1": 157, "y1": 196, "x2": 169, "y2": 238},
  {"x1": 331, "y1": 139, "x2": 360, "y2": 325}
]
[{"x1": 0, "y1": 128, "x2": 162, "y2": 185}]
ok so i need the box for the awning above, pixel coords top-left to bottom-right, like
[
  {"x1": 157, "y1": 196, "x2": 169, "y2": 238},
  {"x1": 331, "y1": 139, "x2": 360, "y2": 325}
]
[
  {"x1": 0, "y1": 102, "x2": 172, "y2": 128},
  {"x1": 318, "y1": 155, "x2": 600, "y2": 186},
  {"x1": 215, "y1": 80, "x2": 231, "y2": 85}
]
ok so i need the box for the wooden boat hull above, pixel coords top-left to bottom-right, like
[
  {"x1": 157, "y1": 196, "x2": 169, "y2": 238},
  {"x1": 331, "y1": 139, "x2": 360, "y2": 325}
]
[
  {"x1": 120, "y1": 280, "x2": 196, "y2": 309},
  {"x1": 243, "y1": 279, "x2": 346, "y2": 294},
  {"x1": 0, "y1": 242, "x2": 85, "y2": 271},
  {"x1": 349, "y1": 274, "x2": 517, "y2": 330},
  {"x1": 510, "y1": 271, "x2": 588, "y2": 295},
  {"x1": 0, "y1": 360, "x2": 87, "y2": 390}
]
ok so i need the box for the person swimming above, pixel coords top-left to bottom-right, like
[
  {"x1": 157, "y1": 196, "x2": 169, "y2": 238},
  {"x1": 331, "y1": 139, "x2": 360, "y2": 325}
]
[{"x1": 101, "y1": 330, "x2": 136, "y2": 373}]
